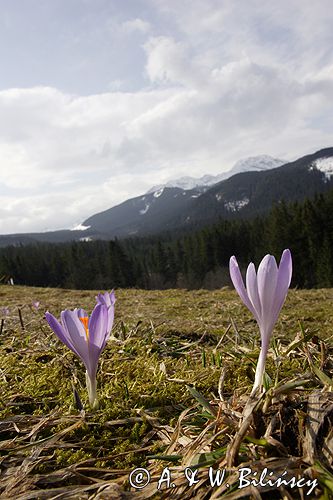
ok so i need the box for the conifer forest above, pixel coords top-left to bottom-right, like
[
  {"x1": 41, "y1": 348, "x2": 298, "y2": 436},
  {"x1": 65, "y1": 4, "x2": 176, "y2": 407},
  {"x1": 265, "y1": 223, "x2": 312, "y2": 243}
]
[{"x1": 1, "y1": 190, "x2": 332, "y2": 290}]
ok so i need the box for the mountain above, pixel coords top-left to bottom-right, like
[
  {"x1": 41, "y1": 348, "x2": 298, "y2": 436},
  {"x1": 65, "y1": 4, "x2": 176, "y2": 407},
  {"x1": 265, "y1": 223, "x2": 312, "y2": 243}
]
[
  {"x1": 0, "y1": 148, "x2": 332, "y2": 246},
  {"x1": 81, "y1": 147, "x2": 333, "y2": 236},
  {"x1": 0, "y1": 228, "x2": 103, "y2": 247},
  {"x1": 147, "y1": 155, "x2": 284, "y2": 192},
  {"x1": 229, "y1": 155, "x2": 286, "y2": 175},
  {"x1": 83, "y1": 186, "x2": 202, "y2": 237},
  {"x1": 175, "y1": 147, "x2": 333, "y2": 227}
]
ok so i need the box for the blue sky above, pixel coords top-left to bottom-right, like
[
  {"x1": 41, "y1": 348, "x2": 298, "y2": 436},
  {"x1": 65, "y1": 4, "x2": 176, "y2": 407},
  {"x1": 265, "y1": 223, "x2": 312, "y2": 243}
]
[{"x1": 0, "y1": 0, "x2": 332, "y2": 233}]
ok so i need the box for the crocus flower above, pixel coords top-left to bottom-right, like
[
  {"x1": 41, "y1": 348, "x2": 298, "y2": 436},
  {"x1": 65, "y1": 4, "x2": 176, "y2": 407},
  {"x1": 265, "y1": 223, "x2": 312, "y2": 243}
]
[
  {"x1": 96, "y1": 290, "x2": 116, "y2": 338},
  {"x1": 1, "y1": 307, "x2": 9, "y2": 317},
  {"x1": 45, "y1": 303, "x2": 108, "y2": 408},
  {"x1": 229, "y1": 249, "x2": 292, "y2": 393},
  {"x1": 32, "y1": 301, "x2": 40, "y2": 310}
]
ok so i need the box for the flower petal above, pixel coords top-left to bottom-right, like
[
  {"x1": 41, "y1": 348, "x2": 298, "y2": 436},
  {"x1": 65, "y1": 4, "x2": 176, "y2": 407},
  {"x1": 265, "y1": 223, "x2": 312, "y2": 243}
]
[
  {"x1": 96, "y1": 292, "x2": 108, "y2": 307},
  {"x1": 257, "y1": 254, "x2": 278, "y2": 339},
  {"x1": 45, "y1": 311, "x2": 80, "y2": 357},
  {"x1": 246, "y1": 262, "x2": 262, "y2": 321},
  {"x1": 89, "y1": 304, "x2": 108, "y2": 350},
  {"x1": 109, "y1": 290, "x2": 116, "y2": 305},
  {"x1": 76, "y1": 308, "x2": 88, "y2": 319},
  {"x1": 96, "y1": 291, "x2": 116, "y2": 307},
  {"x1": 270, "y1": 249, "x2": 293, "y2": 326},
  {"x1": 96, "y1": 291, "x2": 115, "y2": 338},
  {"x1": 87, "y1": 304, "x2": 108, "y2": 379},
  {"x1": 61, "y1": 309, "x2": 91, "y2": 373},
  {"x1": 229, "y1": 256, "x2": 258, "y2": 318}
]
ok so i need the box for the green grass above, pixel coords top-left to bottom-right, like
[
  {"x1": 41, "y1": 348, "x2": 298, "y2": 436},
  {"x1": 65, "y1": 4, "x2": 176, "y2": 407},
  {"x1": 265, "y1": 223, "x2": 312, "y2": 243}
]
[{"x1": 0, "y1": 285, "x2": 333, "y2": 498}]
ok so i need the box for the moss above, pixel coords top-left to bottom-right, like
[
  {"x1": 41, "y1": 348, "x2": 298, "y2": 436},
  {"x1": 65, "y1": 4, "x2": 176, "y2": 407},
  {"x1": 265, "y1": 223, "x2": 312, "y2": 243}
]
[
  {"x1": 55, "y1": 448, "x2": 93, "y2": 466},
  {"x1": 0, "y1": 284, "x2": 332, "y2": 476}
]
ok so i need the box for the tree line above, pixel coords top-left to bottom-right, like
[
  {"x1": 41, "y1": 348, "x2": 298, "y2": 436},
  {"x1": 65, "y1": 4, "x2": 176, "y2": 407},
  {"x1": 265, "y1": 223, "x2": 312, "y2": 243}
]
[{"x1": 0, "y1": 190, "x2": 332, "y2": 290}]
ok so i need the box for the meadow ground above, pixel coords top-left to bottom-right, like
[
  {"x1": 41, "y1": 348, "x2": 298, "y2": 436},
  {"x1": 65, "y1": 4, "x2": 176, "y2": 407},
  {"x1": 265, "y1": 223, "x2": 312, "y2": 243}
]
[{"x1": 0, "y1": 285, "x2": 333, "y2": 499}]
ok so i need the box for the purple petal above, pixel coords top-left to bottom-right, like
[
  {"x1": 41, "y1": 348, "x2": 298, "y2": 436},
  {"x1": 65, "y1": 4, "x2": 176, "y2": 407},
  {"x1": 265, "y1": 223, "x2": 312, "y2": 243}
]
[
  {"x1": 96, "y1": 292, "x2": 107, "y2": 307},
  {"x1": 270, "y1": 249, "x2": 292, "y2": 326},
  {"x1": 89, "y1": 304, "x2": 108, "y2": 350},
  {"x1": 257, "y1": 255, "x2": 278, "y2": 338},
  {"x1": 110, "y1": 290, "x2": 116, "y2": 305},
  {"x1": 61, "y1": 309, "x2": 91, "y2": 373},
  {"x1": 106, "y1": 306, "x2": 115, "y2": 339},
  {"x1": 229, "y1": 256, "x2": 258, "y2": 318},
  {"x1": 96, "y1": 291, "x2": 115, "y2": 339},
  {"x1": 45, "y1": 311, "x2": 80, "y2": 357},
  {"x1": 61, "y1": 310, "x2": 87, "y2": 341},
  {"x1": 76, "y1": 308, "x2": 88, "y2": 318},
  {"x1": 96, "y1": 291, "x2": 115, "y2": 307},
  {"x1": 1, "y1": 307, "x2": 9, "y2": 317},
  {"x1": 245, "y1": 263, "x2": 262, "y2": 322},
  {"x1": 86, "y1": 304, "x2": 108, "y2": 379}
]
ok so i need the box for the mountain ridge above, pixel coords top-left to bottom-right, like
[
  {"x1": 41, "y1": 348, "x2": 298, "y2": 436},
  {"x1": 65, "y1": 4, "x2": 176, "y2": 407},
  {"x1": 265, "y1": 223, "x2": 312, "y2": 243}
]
[
  {"x1": 147, "y1": 154, "x2": 285, "y2": 192},
  {"x1": 0, "y1": 147, "x2": 332, "y2": 247},
  {"x1": 82, "y1": 147, "x2": 333, "y2": 236}
]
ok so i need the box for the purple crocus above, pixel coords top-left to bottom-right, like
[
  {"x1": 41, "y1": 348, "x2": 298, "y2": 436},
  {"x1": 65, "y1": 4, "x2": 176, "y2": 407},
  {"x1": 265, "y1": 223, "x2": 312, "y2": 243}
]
[
  {"x1": 45, "y1": 303, "x2": 108, "y2": 408},
  {"x1": 229, "y1": 249, "x2": 292, "y2": 393},
  {"x1": 96, "y1": 290, "x2": 116, "y2": 338},
  {"x1": 32, "y1": 301, "x2": 40, "y2": 310},
  {"x1": 1, "y1": 307, "x2": 9, "y2": 317}
]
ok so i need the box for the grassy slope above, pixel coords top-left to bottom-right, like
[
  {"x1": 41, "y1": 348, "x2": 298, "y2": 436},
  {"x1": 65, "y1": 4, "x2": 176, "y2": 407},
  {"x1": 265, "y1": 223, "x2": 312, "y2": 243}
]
[{"x1": 0, "y1": 285, "x2": 333, "y2": 499}]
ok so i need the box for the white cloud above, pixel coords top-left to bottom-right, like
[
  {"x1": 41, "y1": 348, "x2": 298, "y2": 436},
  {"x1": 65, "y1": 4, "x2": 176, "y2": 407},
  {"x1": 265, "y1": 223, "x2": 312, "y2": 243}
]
[
  {"x1": 121, "y1": 18, "x2": 151, "y2": 34},
  {"x1": 144, "y1": 36, "x2": 202, "y2": 87},
  {"x1": 0, "y1": 0, "x2": 332, "y2": 233}
]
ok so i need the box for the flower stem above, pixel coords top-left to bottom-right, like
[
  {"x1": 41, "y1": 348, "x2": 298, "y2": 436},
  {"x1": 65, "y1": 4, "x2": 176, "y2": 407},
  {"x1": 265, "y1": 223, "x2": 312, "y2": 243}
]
[
  {"x1": 85, "y1": 371, "x2": 99, "y2": 409},
  {"x1": 252, "y1": 342, "x2": 269, "y2": 394}
]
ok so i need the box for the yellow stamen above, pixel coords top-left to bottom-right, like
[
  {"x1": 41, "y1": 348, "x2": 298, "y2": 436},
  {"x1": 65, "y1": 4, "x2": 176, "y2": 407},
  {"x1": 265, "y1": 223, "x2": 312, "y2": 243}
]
[{"x1": 80, "y1": 316, "x2": 89, "y2": 340}]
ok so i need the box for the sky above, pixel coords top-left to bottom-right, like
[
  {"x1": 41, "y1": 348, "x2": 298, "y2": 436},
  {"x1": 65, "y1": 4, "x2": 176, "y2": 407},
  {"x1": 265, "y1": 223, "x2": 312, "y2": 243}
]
[{"x1": 0, "y1": 0, "x2": 332, "y2": 234}]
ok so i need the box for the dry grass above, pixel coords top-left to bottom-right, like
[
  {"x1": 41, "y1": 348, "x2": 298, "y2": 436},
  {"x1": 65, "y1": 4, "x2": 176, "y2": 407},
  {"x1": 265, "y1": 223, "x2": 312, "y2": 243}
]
[{"x1": 0, "y1": 285, "x2": 333, "y2": 499}]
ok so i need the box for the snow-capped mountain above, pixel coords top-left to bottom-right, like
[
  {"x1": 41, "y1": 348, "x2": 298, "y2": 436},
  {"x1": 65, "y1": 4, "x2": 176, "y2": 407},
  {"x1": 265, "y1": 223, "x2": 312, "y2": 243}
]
[
  {"x1": 77, "y1": 148, "x2": 333, "y2": 237},
  {"x1": 0, "y1": 148, "x2": 332, "y2": 246},
  {"x1": 147, "y1": 155, "x2": 285, "y2": 193},
  {"x1": 147, "y1": 175, "x2": 215, "y2": 193},
  {"x1": 80, "y1": 148, "x2": 333, "y2": 237},
  {"x1": 229, "y1": 155, "x2": 285, "y2": 175}
]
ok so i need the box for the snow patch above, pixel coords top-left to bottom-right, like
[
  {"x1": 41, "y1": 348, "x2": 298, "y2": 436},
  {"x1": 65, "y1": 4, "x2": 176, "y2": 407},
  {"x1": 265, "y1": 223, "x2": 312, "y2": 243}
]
[
  {"x1": 216, "y1": 194, "x2": 223, "y2": 202},
  {"x1": 224, "y1": 198, "x2": 250, "y2": 212},
  {"x1": 153, "y1": 188, "x2": 164, "y2": 198},
  {"x1": 311, "y1": 157, "x2": 333, "y2": 180},
  {"x1": 71, "y1": 224, "x2": 91, "y2": 231},
  {"x1": 80, "y1": 236, "x2": 92, "y2": 242},
  {"x1": 140, "y1": 204, "x2": 150, "y2": 215}
]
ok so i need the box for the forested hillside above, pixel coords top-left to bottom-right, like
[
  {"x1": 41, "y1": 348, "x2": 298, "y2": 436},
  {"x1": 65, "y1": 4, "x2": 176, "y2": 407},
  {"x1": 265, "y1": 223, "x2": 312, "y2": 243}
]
[{"x1": 1, "y1": 190, "x2": 332, "y2": 290}]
